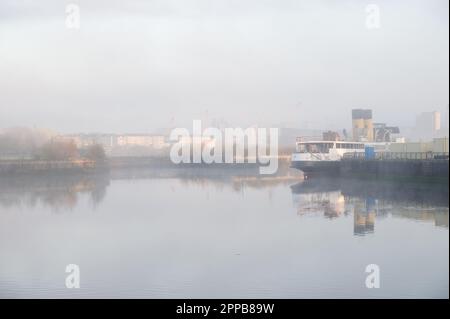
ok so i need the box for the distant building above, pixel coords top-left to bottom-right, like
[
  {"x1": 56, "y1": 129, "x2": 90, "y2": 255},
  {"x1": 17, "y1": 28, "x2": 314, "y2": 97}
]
[
  {"x1": 373, "y1": 123, "x2": 400, "y2": 142},
  {"x1": 388, "y1": 137, "x2": 449, "y2": 158},
  {"x1": 151, "y1": 136, "x2": 166, "y2": 149},
  {"x1": 414, "y1": 111, "x2": 441, "y2": 140},
  {"x1": 60, "y1": 134, "x2": 117, "y2": 153},
  {"x1": 322, "y1": 131, "x2": 341, "y2": 141},
  {"x1": 352, "y1": 109, "x2": 374, "y2": 142},
  {"x1": 59, "y1": 133, "x2": 169, "y2": 156},
  {"x1": 117, "y1": 134, "x2": 167, "y2": 148},
  {"x1": 278, "y1": 128, "x2": 324, "y2": 147},
  {"x1": 95, "y1": 134, "x2": 116, "y2": 150},
  {"x1": 117, "y1": 135, "x2": 153, "y2": 147}
]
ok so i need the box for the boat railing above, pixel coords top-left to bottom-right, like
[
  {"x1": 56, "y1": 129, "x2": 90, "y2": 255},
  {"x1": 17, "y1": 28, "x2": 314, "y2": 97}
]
[{"x1": 343, "y1": 152, "x2": 449, "y2": 161}]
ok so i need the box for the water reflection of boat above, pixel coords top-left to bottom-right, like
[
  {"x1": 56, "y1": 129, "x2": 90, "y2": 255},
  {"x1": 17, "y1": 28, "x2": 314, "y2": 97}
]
[
  {"x1": 293, "y1": 191, "x2": 347, "y2": 218},
  {"x1": 291, "y1": 177, "x2": 449, "y2": 207},
  {"x1": 290, "y1": 177, "x2": 449, "y2": 235}
]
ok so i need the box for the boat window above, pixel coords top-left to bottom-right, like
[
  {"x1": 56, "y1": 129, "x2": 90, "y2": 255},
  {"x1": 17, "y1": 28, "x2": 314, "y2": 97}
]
[
  {"x1": 335, "y1": 143, "x2": 365, "y2": 149},
  {"x1": 297, "y1": 144, "x2": 307, "y2": 153},
  {"x1": 298, "y1": 143, "x2": 333, "y2": 153},
  {"x1": 298, "y1": 142, "x2": 364, "y2": 153}
]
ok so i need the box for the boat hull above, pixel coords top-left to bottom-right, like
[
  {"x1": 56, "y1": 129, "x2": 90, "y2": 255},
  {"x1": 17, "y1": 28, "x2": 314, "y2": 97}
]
[
  {"x1": 291, "y1": 160, "x2": 341, "y2": 177},
  {"x1": 291, "y1": 158, "x2": 449, "y2": 182}
]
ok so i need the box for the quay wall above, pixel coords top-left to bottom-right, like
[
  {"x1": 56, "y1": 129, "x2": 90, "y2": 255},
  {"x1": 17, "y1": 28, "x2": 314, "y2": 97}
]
[
  {"x1": 0, "y1": 159, "x2": 98, "y2": 175},
  {"x1": 340, "y1": 159, "x2": 449, "y2": 181}
]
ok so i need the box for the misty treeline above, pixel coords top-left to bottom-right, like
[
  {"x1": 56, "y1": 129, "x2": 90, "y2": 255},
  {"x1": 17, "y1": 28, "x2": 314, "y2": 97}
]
[{"x1": 0, "y1": 127, "x2": 105, "y2": 162}]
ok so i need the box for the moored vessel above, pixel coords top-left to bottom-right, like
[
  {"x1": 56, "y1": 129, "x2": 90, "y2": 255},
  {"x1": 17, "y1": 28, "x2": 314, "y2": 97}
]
[{"x1": 291, "y1": 138, "x2": 365, "y2": 177}]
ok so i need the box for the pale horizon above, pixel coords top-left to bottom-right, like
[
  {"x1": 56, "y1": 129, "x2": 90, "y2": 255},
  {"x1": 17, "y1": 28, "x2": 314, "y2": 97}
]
[{"x1": 0, "y1": 0, "x2": 448, "y2": 133}]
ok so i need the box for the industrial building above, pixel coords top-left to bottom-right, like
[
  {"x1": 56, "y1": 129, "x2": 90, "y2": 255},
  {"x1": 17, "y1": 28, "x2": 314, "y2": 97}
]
[
  {"x1": 388, "y1": 137, "x2": 449, "y2": 157},
  {"x1": 414, "y1": 111, "x2": 442, "y2": 140},
  {"x1": 373, "y1": 123, "x2": 400, "y2": 142},
  {"x1": 351, "y1": 109, "x2": 400, "y2": 143},
  {"x1": 352, "y1": 109, "x2": 374, "y2": 142},
  {"x1": 57, "y1": 133, "x2": 169, "y2": 156}
]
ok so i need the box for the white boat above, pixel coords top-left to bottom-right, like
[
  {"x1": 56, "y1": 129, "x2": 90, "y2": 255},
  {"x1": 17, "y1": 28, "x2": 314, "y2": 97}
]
[{"x1": 291, "y1": 139, "x2": 365, "y2": 176}]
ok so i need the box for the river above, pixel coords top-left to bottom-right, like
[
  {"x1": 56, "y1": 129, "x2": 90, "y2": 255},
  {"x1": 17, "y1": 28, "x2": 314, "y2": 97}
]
[{"x1": 0, "y1": 168, "x2": 448, "y2": 298}]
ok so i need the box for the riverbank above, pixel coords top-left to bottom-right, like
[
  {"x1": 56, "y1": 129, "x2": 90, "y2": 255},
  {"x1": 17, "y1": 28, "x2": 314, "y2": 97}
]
[
  {"x1": 0, "y1": 156, "x2": 297, "y2": 177},
  {"x1": 0, "y1": 159, "x2": 105, "y2": 176}
]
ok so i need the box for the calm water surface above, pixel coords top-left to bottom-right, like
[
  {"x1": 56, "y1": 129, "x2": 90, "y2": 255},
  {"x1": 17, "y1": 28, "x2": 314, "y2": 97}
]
[{"x1": 0, "y1": 170, "x2": 448, "y2": 298}]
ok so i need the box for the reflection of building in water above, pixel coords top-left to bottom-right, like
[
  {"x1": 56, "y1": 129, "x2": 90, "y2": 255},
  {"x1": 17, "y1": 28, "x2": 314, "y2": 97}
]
[
  {"x1": 293, "y1": 189, "x2": 378, "y2": 235},
  {"x1": 291, "y1": 179, "x2": 449, "y2": 236},
  {"x1": 434, "y1": 213, "x2": 449, "y2": 227},
  {"x1": 292, "y1": 189, "x2": 379, "y2": 236},
  {"x1": 391, "y1": 207, "x2": 449, "y2": 228},
  {"x1": 353, "y1": 197, "x2": 377, "y2": 236}
]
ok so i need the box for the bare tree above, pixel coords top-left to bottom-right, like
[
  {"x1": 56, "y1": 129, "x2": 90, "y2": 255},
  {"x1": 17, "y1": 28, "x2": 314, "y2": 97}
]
[
  {"x1": 85, "y1": 144, "x2": 106, "y2": 163},
  {"x1": 36, "y1": 140, "x2": 79, "y2": 161}
]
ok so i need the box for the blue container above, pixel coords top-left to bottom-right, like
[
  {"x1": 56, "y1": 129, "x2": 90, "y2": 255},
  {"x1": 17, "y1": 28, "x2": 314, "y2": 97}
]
[{"x1": 365, "y1": 146, "x2": 375, "y2": 159}]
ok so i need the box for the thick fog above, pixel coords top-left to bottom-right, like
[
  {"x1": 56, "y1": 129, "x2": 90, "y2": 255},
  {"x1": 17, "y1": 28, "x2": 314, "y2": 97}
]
[{"x1": 0, "y1": 0, "x2": 448, "y2": 133}]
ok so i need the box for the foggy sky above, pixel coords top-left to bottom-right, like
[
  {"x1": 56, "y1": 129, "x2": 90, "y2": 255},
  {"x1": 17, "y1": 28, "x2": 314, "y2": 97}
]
[{"x1": 0, "y1": 0, "x2": 448, "y2": 133}]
